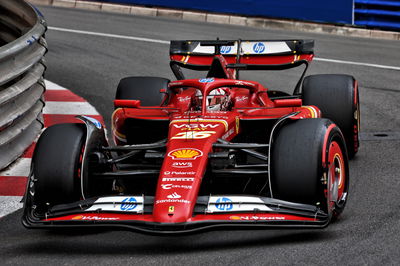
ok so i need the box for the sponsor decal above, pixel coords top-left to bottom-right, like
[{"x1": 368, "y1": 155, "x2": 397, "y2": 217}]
[
  {"x1": 235, "y1": 81, "x2": 254, "y2": 87},
  {"x1": 222, "y1": 128, "x2": 234, "y2": 140},
  {"x1": 171, "y1": 130, "x2": 216, "y2": 139},
  {"x1": 168, "y1": 148, "x2": 203, "y2": 160},
  {"x1": 172, "y1": 161, "x2": 193, "y2": 168},
  {"x1": 207, "y1": 196, "x2": 272, "y2": 212},
  {"x1": 85, "y1": 196, "x2": 144, "y2": 213},
  {"x1": 177, "y1": 96, "x2": 191, "y2": 102},
  {"x1": 71, "y1": 215, "x2": 119, "y2": 221},
  {"x1": 162, "y1": 177, "x2": 195, "y2": 182},
  {"x1": 173, "y1": 124, "x2": 219, "y2": 130},
  {"x1": 220, "y1": 45, "x2": 232, "y2": 54},
  {"x1": 253, "y1": 42, "x2": 265, "y2": 54},
  {"x1": 120, "y1": 197, "x2": 137, "y2": 211},
  {"x1": 167, "y1": 192, "x2": 181, "y2": 199},
  {"x1": 235, "y1": 116, "x2": 240, "y2": 134},
  {"x1": 199, "y1": 78, "x2": 215, "y2": 83},
  {"x1": 215, "y1": 197, "x2": 233, "y2": 211},
  {"x1": 229, "y1": 216, "x2": 285, "y2": 221},
  {"x1": 156, "y1": 199, "x2": 191, "y2": 204},
  {"x1": 235, "y1": 96, "x2": 249, "y2": 102},
  {"x1": 168, "y1": 206, "x2": 175, "y2": 213},
  {"x1": 164, "y1": 171, "x2": 196, "y2": 176},
  {"x1": 161, "y1": 184, "x2": 193, "y2": 190},
  {"x1": 171, "y1": 119, "x2": 228, "y2": 131}
]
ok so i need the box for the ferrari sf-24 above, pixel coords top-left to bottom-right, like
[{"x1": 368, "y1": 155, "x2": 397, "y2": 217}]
[{"x1": 23, "y1": 39, "x2": 360, "y2": 234}]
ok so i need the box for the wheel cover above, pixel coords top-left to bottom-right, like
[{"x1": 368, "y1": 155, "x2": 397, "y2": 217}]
[{"x1": 327, "y1": 141, "x2": 346, "y2": 211}]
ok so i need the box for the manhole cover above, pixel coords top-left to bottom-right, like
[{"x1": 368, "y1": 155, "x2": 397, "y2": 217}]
[{"x1": 360, "y1": 132, "x2": 400, "y2": 141}]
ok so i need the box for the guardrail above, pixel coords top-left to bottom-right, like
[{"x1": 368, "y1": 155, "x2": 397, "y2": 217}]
[{"x1": 0, "y1": 0, "x2": 47, "y2": 170}]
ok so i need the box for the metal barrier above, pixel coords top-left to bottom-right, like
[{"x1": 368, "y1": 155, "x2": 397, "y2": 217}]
[
  {"x1": 0, "y1": 0, "x2": 47, "y2": 170},
  {"x1": 355, "y1": 0, "x2": 400, "y2": 31}
]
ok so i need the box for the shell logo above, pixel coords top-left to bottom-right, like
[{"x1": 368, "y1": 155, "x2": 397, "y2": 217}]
[
  {"x1": 229, "y1": 216, "x2": 241, "y2": 220},
  {"x1": 168, "y1": 148, "x2": 203, "y2": 160},
  {"x1": 72, "y1": 215, "x2": 83, "y2": 220}
]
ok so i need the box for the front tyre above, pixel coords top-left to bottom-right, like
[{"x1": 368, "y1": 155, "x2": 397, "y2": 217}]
[
  {"x1": 30, "y1": 123, "x2": 86, "y2": 211},
  {"x1": 271, "y1": 119, "x2": 349, "y2": 219}
]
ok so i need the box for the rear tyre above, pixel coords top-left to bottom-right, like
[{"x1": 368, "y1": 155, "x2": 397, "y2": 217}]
[
  {"x1": 271, "y1": 119, "x2": 349, "y2": 218},
  {"x1": 116, "y1": 76, "x2": 170, "y2": 106},
  {"x1": 302, "y1": 74, "x2": 360, "y2": 158},
  {"x1": 31, "y1": 123, "x2": 86, "y2": 210}
]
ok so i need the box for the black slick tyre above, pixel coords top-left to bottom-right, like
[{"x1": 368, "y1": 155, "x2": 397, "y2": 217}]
[
  {"x1": 32, "y1": 123, "x2": 86, "y2": 209},
  {"x1": 271, "y1": 118, "x2": 349, "y2": 218},
  {"x1": 116, "y1": 76, "x2": 170, "y2": 106},
  {"x1": 302, "y1": 74, "x2": 360, "y2": 158}
]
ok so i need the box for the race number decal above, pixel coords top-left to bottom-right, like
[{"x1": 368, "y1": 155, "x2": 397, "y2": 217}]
[{"x1": 171, "y1": 131, "x2": 216, "y2": 139}]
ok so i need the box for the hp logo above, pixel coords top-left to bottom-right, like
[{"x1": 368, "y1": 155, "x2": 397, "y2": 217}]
[
  {"x1": 253, "y1": 42, "x2": 265, "y2": 54},
  {"x1": 220, "y1": 46, "x2": 232, "y2": 54},
  {"x1": 120, "y1": 197, "x2": 137, "y2": 211},
  {"x1": 199, "y1": 78, "x2": 215, "y2": 83},
  {"x1": 215, "y1": 197, "x2": 233, "y2": 211}
]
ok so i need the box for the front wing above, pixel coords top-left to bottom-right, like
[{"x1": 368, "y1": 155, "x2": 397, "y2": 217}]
[{"x1": 23, "y1": 195, "x2": 330, "y2": 234}]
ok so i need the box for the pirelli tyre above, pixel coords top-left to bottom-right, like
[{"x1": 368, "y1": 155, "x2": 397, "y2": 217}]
[
  {"x1": 302, "y1": 74, "x2": 360, "y2": 158},
  {"x1": 30, "y1": 123, "x2": 86, "y2": 210},
  {"x1": 271, "y1": 119, "x2": 349, "y2": 219},
  {"x1": 115, "y1": 76, "x2": 170, "y2": 106}
]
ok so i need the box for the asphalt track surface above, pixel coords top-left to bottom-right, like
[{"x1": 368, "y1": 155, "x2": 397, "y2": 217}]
[{"x1": 1, "y1": 6, "x2": 400, "y2": 265}]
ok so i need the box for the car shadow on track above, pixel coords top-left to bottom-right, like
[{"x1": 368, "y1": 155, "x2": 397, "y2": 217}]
[{"x1": 1, "y1": 210, "x2": 341, "y2": 256}]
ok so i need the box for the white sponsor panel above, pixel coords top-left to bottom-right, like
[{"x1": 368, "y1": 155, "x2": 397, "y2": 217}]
[
  {"x1": 85, "y1": 196, "x2": 143, "y2": 213},
  {"x1": 241, "y1": 41, "x2": 291, "y2": 55},
  {"x1": 207, "y1": 196, "x2": 272, "y2": 213}
]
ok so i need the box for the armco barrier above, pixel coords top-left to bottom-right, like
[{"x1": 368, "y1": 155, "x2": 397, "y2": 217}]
[
  {"x1": 0, "y1": 0, "x2": 47, "y2": 170},
  {"x1": 355, "y1": 0, "x2": 400, "y2": 31}
]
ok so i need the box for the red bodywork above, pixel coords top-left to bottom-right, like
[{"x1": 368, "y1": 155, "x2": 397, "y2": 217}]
[{"x1": 110, "y1": 78, "x2": 319, "y2": 224}]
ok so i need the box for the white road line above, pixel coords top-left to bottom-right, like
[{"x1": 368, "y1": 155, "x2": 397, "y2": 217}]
[
  {"x1": 48, "y1": 26, "x2": 169, "y2": 44},
  {"x1": 48, "y1": 26, "x2": 400, "y2": 71},
  {"x1": 0, "y1": 158, "x2": 31, "y2": 177},
  {"x1": 314, "y1": 58, "x2": 400, "y2": 71},
  {"x1": 43, "y1": 101, "x2": 99, "y2": 115}
]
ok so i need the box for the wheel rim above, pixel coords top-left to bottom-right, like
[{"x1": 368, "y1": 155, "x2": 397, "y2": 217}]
[{"x1": 327, "y1": 141, "x2": 346, "y2": 211}]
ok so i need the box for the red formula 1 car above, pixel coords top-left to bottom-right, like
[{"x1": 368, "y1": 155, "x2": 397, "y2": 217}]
[{"x1": 23, "y1": 40, "x2": 360, "y2": 234}]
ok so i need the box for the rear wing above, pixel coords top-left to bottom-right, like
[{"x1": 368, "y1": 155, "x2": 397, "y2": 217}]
[
  {"x1": 170, "y1": 39, "x2": 314, "y2": 70},
  {"x1": 169, "y1": 39, "x2": 314, "y2": 94}
]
